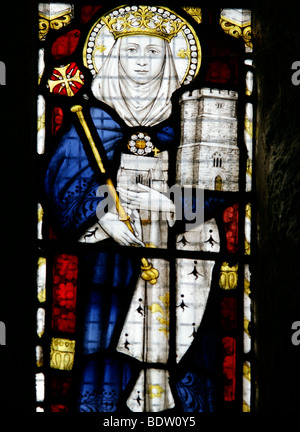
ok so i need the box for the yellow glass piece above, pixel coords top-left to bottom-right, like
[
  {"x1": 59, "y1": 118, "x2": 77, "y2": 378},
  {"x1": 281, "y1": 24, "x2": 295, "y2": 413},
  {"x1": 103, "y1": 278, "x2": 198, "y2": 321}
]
[
  {"x1": 244, "y1": 117, "x2": 253, "y2": 138},
  {"x1": 50, "y1": 338, "x2": 75, "y2": 371},
  {"x1": 243, "y1": 401, "x2": 251, "y2": 412},
  {"x1": 219, "y1": 15, "x2": 252, "y2": 49},
  {"x1": 243, "y1": 362, "x2": 251, "y2": 412},
  {"x1": 182, "y1": 7, "x2": 202, "y2": 24},
  {"x1": 140, "y1": 258, "x2": 159, "y2": 285},
  {"x1": 37, "y1": 205, "x2": 44, "y2": 224},
  {"x1": 245, "y1": 239, "x2": 251, "y2": 255},
  {"x1": 244, "y1": 277, "x2": 251, "y2": 296},
  {"x1": 37, "y1": 111, "x2": 45, "y2": 133},
  {"x1": 136, "y1": 139, "x2": 146, "y2": 149},
  {"x1": 177, "y1": 48, "x2": 191, "y2": 59},
  {"x1": 246, "y1": 158, "x2": 252, "y2": 177},
  {"x1": 37, "y1": 257, "x2": 46, "y2": 303},
  {"x1": 243, "y1": 362, "x2": 251, "y2": 381},
  {"x1": 152, "y1": 146, "x2": 160, "y2": 157},
  {"x1": 244, "y1": 317, "x2": 250, "y2": 337},
  {"x1": 245, "y1": 203, "x2": 251, "y2": 220},
  {"x1": 38, "y1": 256, "x2": 46, "y2": 266},
  {"x1": 39, "y1": 8, "x2": 73, "y2": 41},
  {"x1": 215, "y1": 175, "x2": 223, "y2": 191},
  {"x1": 95, "y1": 44, "x2": 106, "y2": 53},
  {"x1": 37, "y1": 289, "x2": 46, "y2": 304},
  {"x1": 149, "y1": 292, "x2": 170, "y2": 336},
  {"x1": 148, "y1": 384, "x2": 165, "y2": 399},
  {"x1": 219, "y1": 262, "x2": 238, "y2": 290}
]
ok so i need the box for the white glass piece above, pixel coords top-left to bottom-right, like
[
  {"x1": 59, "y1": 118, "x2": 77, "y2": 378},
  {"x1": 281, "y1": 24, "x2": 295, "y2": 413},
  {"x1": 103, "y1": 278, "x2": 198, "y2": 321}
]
[{"x1": 126, "y1": 369, "x2": 174, "y2": 412}]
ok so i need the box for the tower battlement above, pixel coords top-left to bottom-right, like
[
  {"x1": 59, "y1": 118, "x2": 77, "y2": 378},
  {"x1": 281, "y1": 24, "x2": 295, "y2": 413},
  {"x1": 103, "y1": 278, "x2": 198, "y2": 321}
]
[
  {"x1": 199, "y1": 87, "x2": 238, "y2": 99},
  {"x1": 180, "y1": 87, "x2": 238, "y2": 103},
  {"x1": 179, "y1": 89, "x2": 202, "y2": 102}
]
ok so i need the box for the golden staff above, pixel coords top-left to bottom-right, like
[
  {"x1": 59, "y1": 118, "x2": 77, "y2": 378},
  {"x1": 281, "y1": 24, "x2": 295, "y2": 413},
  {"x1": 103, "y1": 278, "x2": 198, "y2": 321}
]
[{"x1": 71, "y1": 105, "x2": 159, "y2": 285}]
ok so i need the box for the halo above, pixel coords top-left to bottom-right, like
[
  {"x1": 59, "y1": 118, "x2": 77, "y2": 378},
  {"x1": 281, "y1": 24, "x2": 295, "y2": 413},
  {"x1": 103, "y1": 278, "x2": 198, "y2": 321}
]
[{"x1": 83, "y1": 5, "x2": 201, "y2": 85}]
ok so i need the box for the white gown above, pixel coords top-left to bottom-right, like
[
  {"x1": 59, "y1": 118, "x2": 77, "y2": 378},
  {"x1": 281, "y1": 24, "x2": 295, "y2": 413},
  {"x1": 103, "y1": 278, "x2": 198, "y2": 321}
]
[
  {"x1": 80, "y1": 32, "x2": 218, "y2": 413},
  {"x1": 115, "y1": 149, "x2": 219, "y2": 412}
]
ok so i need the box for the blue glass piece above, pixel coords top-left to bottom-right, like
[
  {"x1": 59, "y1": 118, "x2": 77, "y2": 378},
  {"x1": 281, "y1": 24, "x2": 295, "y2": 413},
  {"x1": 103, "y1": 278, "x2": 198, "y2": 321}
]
[
  {"x1": 176, "y1": 372, "x2": 215, "y2": 412},
  {"x1": 90, "y1": 107, "x2": 124, "y2": 162},
  {"x1": 78, "y1": 358, "x2": 133, "y2": 412},
  {"x1": 156, "y1": 125, "x2": 174, "y2": 144},
  {"x1": 81, "y1": 252, "x2": 136, "y2": 354}
]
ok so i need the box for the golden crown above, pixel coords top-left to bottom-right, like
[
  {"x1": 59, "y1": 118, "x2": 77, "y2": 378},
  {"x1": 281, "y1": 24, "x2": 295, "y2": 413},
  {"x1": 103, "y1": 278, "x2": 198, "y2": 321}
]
[{"x1": 102, "y1": 6, "x2": 185, "y2": 42}]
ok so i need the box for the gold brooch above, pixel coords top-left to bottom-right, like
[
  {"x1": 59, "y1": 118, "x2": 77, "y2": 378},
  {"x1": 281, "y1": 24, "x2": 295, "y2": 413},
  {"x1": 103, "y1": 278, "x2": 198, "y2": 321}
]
[{"x1": 127, "y1": 132, "x2": 160, "y2": 156}]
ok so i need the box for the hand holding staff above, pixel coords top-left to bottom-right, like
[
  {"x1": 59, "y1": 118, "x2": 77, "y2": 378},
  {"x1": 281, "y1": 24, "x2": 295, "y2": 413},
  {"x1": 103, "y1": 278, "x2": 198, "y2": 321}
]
[{"x1": 71, "y1": 104, "x2": 159, "y2": 285}]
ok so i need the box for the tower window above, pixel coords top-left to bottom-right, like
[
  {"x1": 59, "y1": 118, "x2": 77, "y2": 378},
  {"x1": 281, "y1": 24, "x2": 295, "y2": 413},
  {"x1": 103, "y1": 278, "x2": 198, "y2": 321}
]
[{"x1": 213, "y1": 156, "x2": 223, "y2": 168}]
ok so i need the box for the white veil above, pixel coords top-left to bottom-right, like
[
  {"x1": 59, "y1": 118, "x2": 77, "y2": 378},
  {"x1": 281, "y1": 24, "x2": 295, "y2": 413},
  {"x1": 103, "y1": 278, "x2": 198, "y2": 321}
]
[{"x1": 91, "y1": 37, "x2": 180, "y2": 127}]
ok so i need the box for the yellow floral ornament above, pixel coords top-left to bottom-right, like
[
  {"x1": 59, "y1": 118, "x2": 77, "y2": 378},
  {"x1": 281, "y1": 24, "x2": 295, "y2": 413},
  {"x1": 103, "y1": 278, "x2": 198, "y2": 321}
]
[
  {"x1": 149, "y1": 292, "x2": 170, "y2": 335},
  {"x1": 148, "y1": 384, "x2": 165, "y2": 399}
]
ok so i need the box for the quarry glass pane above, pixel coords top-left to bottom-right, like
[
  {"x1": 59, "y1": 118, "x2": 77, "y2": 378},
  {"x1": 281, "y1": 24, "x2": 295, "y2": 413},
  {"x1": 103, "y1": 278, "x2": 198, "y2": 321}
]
[{"x1": 36, "y1": 3, "x2": 254, "y2": 412}]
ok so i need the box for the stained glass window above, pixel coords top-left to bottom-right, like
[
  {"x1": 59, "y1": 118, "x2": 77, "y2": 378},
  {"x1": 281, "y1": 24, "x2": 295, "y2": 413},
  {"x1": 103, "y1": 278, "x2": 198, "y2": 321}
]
[{"x1": 36, "y1": 3, "x2": 254, "y2": 413}]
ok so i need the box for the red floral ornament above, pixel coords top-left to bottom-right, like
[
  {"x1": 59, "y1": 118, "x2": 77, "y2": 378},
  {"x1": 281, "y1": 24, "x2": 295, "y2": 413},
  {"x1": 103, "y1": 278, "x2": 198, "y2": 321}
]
[
  {"x1": 223, "y1": 204, "x2": 239, "y2": 253},
  {"x1": 52, "y1": 254, "x2": 78, "y2": 333},
  {"x1": 57, "y1": 312, "x2": 76, "y2": 332},
  {"x1": 54, "y1": 254, "x2": 78, "y2": 280},
  {"x1": 56, "y1": 282, "x2": 76, "y2": 309},
  {"x1": 222, "y1": 336, "x2": 236, "y2": 402}
]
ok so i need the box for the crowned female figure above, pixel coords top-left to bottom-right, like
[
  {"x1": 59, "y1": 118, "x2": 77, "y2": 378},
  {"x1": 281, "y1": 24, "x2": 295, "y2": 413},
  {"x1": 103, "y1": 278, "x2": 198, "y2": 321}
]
[{"x1": 45, "y1": 5, "x2": 220, "y2": 412}]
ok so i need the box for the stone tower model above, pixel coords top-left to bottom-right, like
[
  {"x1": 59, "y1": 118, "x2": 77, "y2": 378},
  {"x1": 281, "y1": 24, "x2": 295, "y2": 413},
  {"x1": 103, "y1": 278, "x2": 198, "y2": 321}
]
[{"x1": 176, "y1": 88, "x2": 239, "y2": 192}]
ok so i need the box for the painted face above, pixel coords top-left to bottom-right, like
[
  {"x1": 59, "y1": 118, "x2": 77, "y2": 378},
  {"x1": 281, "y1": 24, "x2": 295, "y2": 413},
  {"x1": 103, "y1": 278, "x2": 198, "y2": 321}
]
[{"x1": 119, "y1": 35, "x2": 166, "y2": 84}]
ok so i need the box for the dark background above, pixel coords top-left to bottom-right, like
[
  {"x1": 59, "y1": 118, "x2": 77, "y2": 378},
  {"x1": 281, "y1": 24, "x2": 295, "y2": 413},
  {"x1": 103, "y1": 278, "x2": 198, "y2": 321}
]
[{"x1": 0, "y1": 0, "x2": 299, "y2": 419}]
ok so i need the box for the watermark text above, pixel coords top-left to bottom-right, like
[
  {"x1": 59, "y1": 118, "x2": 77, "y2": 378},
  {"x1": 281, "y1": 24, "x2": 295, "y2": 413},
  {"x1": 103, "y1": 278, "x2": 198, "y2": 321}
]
[
  {"x1": 291, "y1": 321, "x2": 300, "y2": 346},
  {"x1": 291, "y1": 61, "x2": 300, "y2": 85},
  {"x1": 96, "y1": 184, "x2": 204, "y2": 231}
]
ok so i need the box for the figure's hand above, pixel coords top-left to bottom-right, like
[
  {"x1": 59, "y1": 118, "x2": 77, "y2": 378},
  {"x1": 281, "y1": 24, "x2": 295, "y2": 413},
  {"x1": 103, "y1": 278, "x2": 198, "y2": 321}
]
[
  {"x1": 118, "y1": 183, "x2": 176, "y2": 213},
  {"x1": 98, "y1": 211, "x2": 144, "y2": 247},
  {"x1": 129, "y1": 208, "x2": 143, "y2": 241}
]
